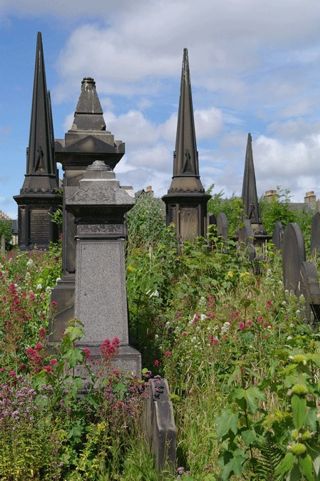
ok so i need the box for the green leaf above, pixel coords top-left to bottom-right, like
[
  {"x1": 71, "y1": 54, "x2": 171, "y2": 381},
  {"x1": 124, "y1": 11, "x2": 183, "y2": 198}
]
[
  {"x1": 291, "y1": 395, "x2": 307, "y2": 430},
  {"x1": 216, "y1": 409, "x2": 238, "y2": 438},
  {"x1": 299, "y1": 455, "x2": 315, "y2": 481},
  {"x1": 241, "y1": 429, "x2": 257, "y2": 445},
  {"x1": 221, "y1": 453, "x2": 245, "y2": 480},
  {"x1": 64, "y1": 347, "x2": 83, "y2": 368},
  {"x1": 245, "y1": 387, "x2": 265, "y2": 413},
  {"x1": 64, "y1": 326, "x2": 84, "y2": 342},
  {"x1": 275, "y1": 452, "x2": 295, "y2": 478}
]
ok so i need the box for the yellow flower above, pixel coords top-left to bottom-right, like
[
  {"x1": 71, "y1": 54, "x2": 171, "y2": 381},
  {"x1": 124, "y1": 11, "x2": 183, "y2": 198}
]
[{"x1": 227, "y1": 271, "x2": 234, "y2": 278}]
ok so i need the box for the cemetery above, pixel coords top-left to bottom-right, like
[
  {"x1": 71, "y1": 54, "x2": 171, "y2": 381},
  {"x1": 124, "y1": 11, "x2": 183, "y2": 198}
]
[{"x1": 0, "y1": 32, "x2": 319, "y2": 481}]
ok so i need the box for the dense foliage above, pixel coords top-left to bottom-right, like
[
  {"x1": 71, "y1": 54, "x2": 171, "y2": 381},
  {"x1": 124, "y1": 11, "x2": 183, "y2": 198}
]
[{"x1": 0, "y1": 191, "x2": 319, "y2": 480}]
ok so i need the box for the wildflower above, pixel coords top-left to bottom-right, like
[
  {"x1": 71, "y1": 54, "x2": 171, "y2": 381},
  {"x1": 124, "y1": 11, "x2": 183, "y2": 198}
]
[
  {"x1": 100, "y1": 337, "x2": 120, "y2": 360},
  {"x1": 26, "y1": 258, "x2": 34, "y2": 267},
  {"x1": 51, "y1": 300, "x2": 58, "y2": 308},
  {"x1": 209, "y1": 335, "x2": 219, "y2": 346},
  {"x1": 191, "y1": 313, "x2": 200, "y2": 324},
  {"x1": 49, "y1": 358, "x2": 58, "y2": 366},
  {"x1": 206, "y1": 311, "x2": 215, "y2": 319},
  {"x1": 36, "y1": 283, "x2": 42, "y2": 290},
  {"x1": 29, "y1": 291, "x2": 35, "y2": 301},
  {"x1": 227, "y1": 271, "x2": 234, "y2": 278},
  {"x1": 220, "y1": 321, "x2": 231, "y2": 335},
  {"x1": 177, "y1": 467, "x2": 185, "y2": 475},
  {"x1": 8, "y1": 370, "x2": 16, "y2": 378},
  {"x1": 43, "y1": 365, "x2": 53, "y2": 374},
  {"x1": 287, "y1": 335, "x2": 292, "y2": 340},
  {"x1": 82, "y1": 347, "x2": 91, "y2": 360},
  {"x1": 266, "y1": 300, "x2": 273, "y2": 309},
  {"x1": 164, "y1": 351, "x2": 172, "y2": 357},
  {"x1": 34, "y1": 342, "x2": 43, "y2": 351},
  {"x1": 153, "y1": 359, "x2": 160, "y2": 368},
  {"x1": 39, "y1": 327, "x2": 46, "y2": 339},
  {"x1": 238, "y1": 321, "x2": 245, "y2": 330},
  {"x1": 257, "y1": 315, "x2": 264, "y2": 324},
  {"x1": 245, "y1": 319, "x2": 253, "y2": 328}
]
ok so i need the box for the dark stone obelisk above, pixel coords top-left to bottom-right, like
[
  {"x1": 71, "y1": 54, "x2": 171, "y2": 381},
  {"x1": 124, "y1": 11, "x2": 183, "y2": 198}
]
[
  {"x1": 14, "y1": 32, "x2": 61, "y2": 249},
  {"x1": 241, "y1": 133, "x2": 266, "y2": 237},
  {"x1": 162, "y1": 49, "x2": 210, "y2": 242},
  {"x1": 50, "y1": 77, "x2": 125, "y2": 340}
]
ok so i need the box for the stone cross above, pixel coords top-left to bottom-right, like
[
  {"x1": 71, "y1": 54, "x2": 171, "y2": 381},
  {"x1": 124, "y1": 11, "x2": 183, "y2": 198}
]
[
  {"x1": 63, "y1": 160, "x2": 141, "y2": 374},
  {"x1": 282, "y1": 223, "x2": 306, "y2": 295},
  {"x1": 311, "y1": 212, "x2": 320, "y2": 255}
]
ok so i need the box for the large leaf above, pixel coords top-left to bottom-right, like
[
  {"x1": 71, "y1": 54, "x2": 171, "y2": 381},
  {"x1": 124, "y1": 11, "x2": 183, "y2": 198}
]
[
  {"x1": 221, "y1": 453, "x2": 245, "y2": 480},
  {"x1": 291, "y1": 395, "x2": 307, "y2": 430},
  {"x1": 275, "y1": 452, "x2": 295, "y2": 478},
  {"x1": 216, "y1": 409, "x2": 238, "y2": 438},
  {"x1": 299, "y1": 455, "x2": 316, "y2": 481}
]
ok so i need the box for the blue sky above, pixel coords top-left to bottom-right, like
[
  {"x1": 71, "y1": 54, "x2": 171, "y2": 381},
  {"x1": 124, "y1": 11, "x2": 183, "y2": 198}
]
[{"x1": 1, "y1": 0, "x2": 320, "y2": 218}]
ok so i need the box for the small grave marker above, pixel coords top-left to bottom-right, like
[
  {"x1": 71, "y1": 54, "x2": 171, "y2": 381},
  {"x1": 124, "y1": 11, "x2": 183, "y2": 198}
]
[
  {"x1": 311, "y1": 212, "x2": 320, "y2": 255},
  {"x1": 282, "y1": 223, "x2": 306, "y2": 295},
  {"x1": 272, "y1": 221, "x2": 284, "y2": 250},
  {"x1": 216, "y1": 212, "x2": 228, "y2": 240}
]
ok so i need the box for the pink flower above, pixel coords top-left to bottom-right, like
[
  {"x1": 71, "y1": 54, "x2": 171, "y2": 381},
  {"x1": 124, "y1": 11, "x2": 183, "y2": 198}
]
[
  {"x1": 9, "y1": 370, "x2": 16, "y2": 378},
  {"x1": 266, "y1": 300, "x2": 273, "y2": 310},
  {"x1": 153, "y1": 359, "x2": 160, "y2": 367},
  {"x1": 34, "y1": 342, "x2": 43, "y2": 352},
  {"x1": 29, "y1": 291, "x2": 35, "y2": 301},
  {"x1": 238, "y1": 321, "x2": 245, "y2": 330},
  {"x1": 38, "y1": 327, "x2": 46, "y2": 339},
  {"x1": 51, "y1": 300, "x2": 58, "y2": 308},
  {"x1": 100, "y1": 337, "x2": 120, "y2": 360},
  {"x1": 245, "y1": 320, "x2": 253, "y2": 328},
  {"x1": 209, "y1": 335, "x2": 219, "y2": 346},
  {"x1": 43, "y1": 365, "x2": 53, "y2": 374},
  {"x1": 49, "y1": 358, "x2": 58, "y2": 366},
  {"x1": 82, "y1": 347, "x2": 91, "y2": 360},
  {"x1": 257, "y1": 315, "x2": 264, "y2": 324},
  {"x1": 164, "y1": 351, "x2": 172, "y2": 357}
]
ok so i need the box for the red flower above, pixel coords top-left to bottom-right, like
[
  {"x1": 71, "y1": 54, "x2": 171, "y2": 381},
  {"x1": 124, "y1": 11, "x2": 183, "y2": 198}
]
[
  {"x1": 245, "y1": 319, "x2": 253, "y2": 328},
  {"x1": 29, "y1": 292, "x2": 35, "y2": 301},
  {"x1": 153, "y1": 359, "x2": 160, "y2": 367},
  {"x1": 257, "y1": 315, "x2": 264, "y2": 324},
  {"x1": 34, "y1": 342, "x2": 43, "y2": 352},
  {"x1": 43, "y1": 365, "x2": 53, "y2": 374},
  {"x1": 82, "y1": 347, "x2": 91, "y2": 360},
  {"x1": 49, "y1": 358, "x2": 58, "y2": 366},
  {"x1": 164, "y1": 351, "x2": 172, "y2": 357},
  {"x1": 266, "y1": 300, "x2": 273, "y2": 310},
  {"x1": 100, "y1": 337, "x2": 120, "y2": 360},
  {"x1": 238, "y1": 321, "x2": 245, "y2": 330},
  {"x1": 51, "y1": 300, "x2": 58, "y2": 308},
  {"x1": 9, "y1": 370, "x2": 16, "y2": 378},
  {"x1": 39, "y1": 327, "x2": 46, "y2": 339},
  {"x1": 209, "y1": 335, "x2": 219, "y2": 346}
]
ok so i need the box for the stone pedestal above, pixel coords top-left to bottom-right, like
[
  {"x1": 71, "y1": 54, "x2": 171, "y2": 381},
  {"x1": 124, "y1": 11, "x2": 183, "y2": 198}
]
[
  {"x1": 56, "y1": 160, "x2": 140, "y2": 375},
  {"x1": 51, "y1": 77, "x2": 124, "y2": 329}
]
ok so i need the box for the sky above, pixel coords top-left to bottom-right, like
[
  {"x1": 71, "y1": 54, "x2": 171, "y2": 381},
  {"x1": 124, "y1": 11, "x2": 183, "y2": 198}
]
[{"x1": 1, "y1": 0, "x2": 320, "y2": 218}]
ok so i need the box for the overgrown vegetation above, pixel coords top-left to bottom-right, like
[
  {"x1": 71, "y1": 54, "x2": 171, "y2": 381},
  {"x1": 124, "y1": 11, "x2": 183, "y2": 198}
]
[{"x1": 0, "y1": 190, "x2": 319, "y2": 480}]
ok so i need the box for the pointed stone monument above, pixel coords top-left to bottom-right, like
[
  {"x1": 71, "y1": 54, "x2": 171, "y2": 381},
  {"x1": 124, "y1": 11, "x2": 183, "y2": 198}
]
[
  {"x1": 14, "y1": 32, "x2": 61, "y2": 249},
  {"x1": 51, "y1": 77, "x2": 125, "y2": 340},
  {"x1": 241, "y1": 133, "x2": 268, "y2": 244},
  {"x1": 162, "y1": 49, "x2": 210, "y2": 242}
]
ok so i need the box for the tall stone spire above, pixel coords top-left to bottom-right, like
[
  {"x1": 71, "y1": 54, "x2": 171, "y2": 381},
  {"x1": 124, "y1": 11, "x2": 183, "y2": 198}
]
[
  {"x1": 242, "y1": 133, "x2": 261, "y2": 225},
  {"x1": 23, "y1": 32, "x2": 57, "y2": 189},
  {"x1": 163, "y1": 49, "x2": 210, "y2": 242},
  {"x1": 168, "y1": 48, "x2": 204, "y2": 193},
  {"x1": 14, "y1": 32, "x2": 61, "y2": 250}
]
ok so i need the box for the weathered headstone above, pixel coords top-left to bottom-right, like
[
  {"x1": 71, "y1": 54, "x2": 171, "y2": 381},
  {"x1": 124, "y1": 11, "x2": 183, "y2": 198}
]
[
  {"x1": 311, "y1": 212, "x2": 320, "y2": 255},
  {"x1": 300, "y1": 261, "x2": 320, "y2": 323},
  {"x1": 163, "y1": 49, "x2": 210, "y2": 241},
  {"x1": 142, "y1": 377, "x2": 176, "y2": 471},
  {"x1": 282, "y1": 223, "x2": 306, "y2": 295},
  {"x1": 216, "y1": 212, "x2": 228, "y2": 240},
  {"x1": 59, "y1": 160, "x2": 141, "y2": 374},
  {"x1": 272, "y1": 221, "x2": 284, "y2": 250}
]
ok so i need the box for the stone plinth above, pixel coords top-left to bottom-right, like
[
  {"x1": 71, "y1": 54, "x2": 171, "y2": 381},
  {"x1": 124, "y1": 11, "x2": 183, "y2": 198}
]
[{"x1": 54, "y1": 160, "x2": 140, "y2": 375}]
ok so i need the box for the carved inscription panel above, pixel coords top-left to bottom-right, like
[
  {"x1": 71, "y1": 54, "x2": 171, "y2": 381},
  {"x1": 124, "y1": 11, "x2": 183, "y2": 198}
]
[{"x1": 30, "y1": 209, "x2": 50, "y2": 245}]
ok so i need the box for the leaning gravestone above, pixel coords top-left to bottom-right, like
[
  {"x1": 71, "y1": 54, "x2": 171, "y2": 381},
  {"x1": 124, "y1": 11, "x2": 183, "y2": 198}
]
[
  {"x1": 311, "y1": 212, "x2": 320, "y2": 256},
  {"x1": 282, "y1": 223, "x2": 306, "y2": 295},
  {"x1": 300, "y1": 261, "x2": 320, "y2": 323},
  {"x1": 62, "y1": 160, "x2": 141, "y2": 374},
  {"x1": 272, "y1": 221, "x2": 284, "y2": 250},
  {"x1": 216, "y1": 212, "x2": 228, "y2": 240},
  {"x1": 142, "y1": 377, "x2": 176, "y2": 471}
]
